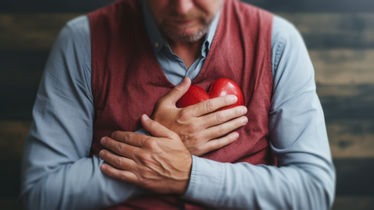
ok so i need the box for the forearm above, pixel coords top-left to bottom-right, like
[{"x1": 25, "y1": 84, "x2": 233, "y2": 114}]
[
  {"x1": 21, "y1": 152, "x2": 141, "y2": 210},
  {"x1": 20, "y1": 16, "x2": 143, "y2": 209},
  {"x1": 183, "y1": 155, "x2": 335, "y2": 209}
]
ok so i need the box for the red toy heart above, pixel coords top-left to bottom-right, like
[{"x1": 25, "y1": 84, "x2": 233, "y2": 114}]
[{"x1": 176, "y1": 78, "x2": 244, "y2": 110}]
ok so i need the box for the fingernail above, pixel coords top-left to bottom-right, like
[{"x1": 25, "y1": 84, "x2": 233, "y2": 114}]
[
  {"x1": 227, "y1": 95, "x2": 237, "y2": 103},
  {"x1": 100, "y1": 164, "x2": 106, "y2": 170},
  {"x1": 240, "y1": 107, "x2": 247, "y2": 114},
  {"x1": 142, "y1": 114, "x2": 150, "y2": 121},
  {"x1": 100, "y1": 137, "x2": 106, "y2": 144},
  {"x1": 99, "y1": 150, "x2": 104, "y2": 157},
  {"x1": 241, "y1": 117, "x2": 248, "y2": 124}
]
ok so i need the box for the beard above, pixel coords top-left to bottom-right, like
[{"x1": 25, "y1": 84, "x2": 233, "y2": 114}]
[{"x1": 159, "y1": 14, "x2": 215, "y2": 43}]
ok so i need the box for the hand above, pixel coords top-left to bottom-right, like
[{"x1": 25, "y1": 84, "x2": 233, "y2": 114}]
[
  {"x1": 99, "y1": 114, "x2": 192, "y2": 195},
  {"x1": 152, "y1": 77, "x2": 248, "y2": 156}
]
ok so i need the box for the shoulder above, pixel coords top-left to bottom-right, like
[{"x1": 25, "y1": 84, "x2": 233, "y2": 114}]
[
  {"x1": 60, "y1": 15, "x2": 90, "y2": 45},
  {"x1": 272, "y1": 15, "x2": 303, "y2": 47},
  {"x1": 271, "y1": 15, "x2": 308, "y2": 75},
  {"x1": 47, "y1": 15, "x2": 92, "y2": 99}
]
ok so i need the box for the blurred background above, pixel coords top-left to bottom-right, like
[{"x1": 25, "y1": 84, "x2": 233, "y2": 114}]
[{"x1": 0, "y1": 0, "x2": 373, "y2": 209}]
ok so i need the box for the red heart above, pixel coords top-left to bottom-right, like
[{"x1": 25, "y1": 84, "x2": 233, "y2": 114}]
[{"x1": 176, "y1": 78, "x2": 244, "y2": 110}]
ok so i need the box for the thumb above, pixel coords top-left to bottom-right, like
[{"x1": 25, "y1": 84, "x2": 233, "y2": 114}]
[
  {"x1": 141, "y1": 114, "x2": 177, "y2": 139},
  {"x1": 165, "y1": 77, "x2": 191, "y2": 104}
]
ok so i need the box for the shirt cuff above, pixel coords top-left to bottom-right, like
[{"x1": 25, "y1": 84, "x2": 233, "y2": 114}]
[
  {"x1": 135, "y1": 127, "x2": 150, "y2": 135},
  {"x1": 182, "y1": 155, "x2": 224, "y2": 205}
]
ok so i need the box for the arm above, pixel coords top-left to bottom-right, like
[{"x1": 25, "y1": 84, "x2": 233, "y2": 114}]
[
  {"x1": 97, "y1": 16, "x2": 335, "y2": 209},
  {"x1": 20, "y1": 16, "x2": 142, "y2": 209},
  {"x1": 180, "y1": 16, "x2": 336, "y2": 209}
]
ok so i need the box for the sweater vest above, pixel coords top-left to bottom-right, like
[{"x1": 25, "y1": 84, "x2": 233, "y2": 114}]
[{"x1": 88, "y1": 0, "x2": 274, "y2": 209}]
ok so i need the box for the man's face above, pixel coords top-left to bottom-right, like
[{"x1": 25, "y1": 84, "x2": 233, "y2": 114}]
[{"x1": 146, "y1": 0, "x2": 224, "y2": 43}]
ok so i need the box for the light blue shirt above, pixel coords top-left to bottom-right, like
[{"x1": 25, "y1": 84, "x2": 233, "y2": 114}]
[{"x1": 20, "y1": 2, "x2": 336, "y2": 209}]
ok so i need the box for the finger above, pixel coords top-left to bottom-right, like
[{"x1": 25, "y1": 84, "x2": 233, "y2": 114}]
[
  {"x1": 199, "y1": 106, "x2": 247, "y2": 128},
  {"x1": 141, "y1": 114, "x2": 177, "y2": 139},
  {"x1": 200, "y1": 132, "x2": 240, "y2": 154},
  {"x1": 162, "y1": 77, "x2": 191, "y2": 104},
  {"x1": 111, "y1": 131, "x2": 148, "y2": 147},
  {"x1": 187, "y1": 95, "x2": 238, "y2": 117},
  {"x1": 99, "y1": 149, "x2": 137, "y2": 170},
  {"x1": 100, "y1": 163, "x2": 139, "y2": 184},
  {"x1": 100, "y1": 137, "x2": 140, "y2": 158},
  {"x1": 203, "y1": 116, "x2": 248, "y2": 140}
]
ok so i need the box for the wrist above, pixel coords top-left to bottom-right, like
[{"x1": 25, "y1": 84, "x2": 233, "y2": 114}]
[{"x1": 173, "y1": 153, "x2": 192, "y2": 195}]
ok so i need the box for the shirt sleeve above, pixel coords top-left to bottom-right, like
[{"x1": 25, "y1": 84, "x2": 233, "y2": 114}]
[
  {"x1": 20, "y1": 16, "x2": 143, "y2": 210},
  {"x1": 181, "y1": 15, "x2": 336, "y2": 210}
]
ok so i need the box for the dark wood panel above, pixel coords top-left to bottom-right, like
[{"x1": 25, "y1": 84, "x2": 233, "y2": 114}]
[
  {"x1": 1, "y1": 0, "x2": 374, "y2": 13},
  {"x1": 0, "y1": 199, "x2": 21, "y2": 210},
  {"x1": 1, "y1": 48, "x2": 373, "y2": 89},
  {"x1": 2, "y1": 84, "x2": 373, "y2": 122},
  {"x1": 1, "y1": 117, "x2": 373, "y2": 161},
  {"x1": 311, "y1": 50, "x2": 374, "y2": 85},
  {"x1": 327, "y1": 120, "x2": 374, "y2": 158},
  {"x1": 0, "y1": 14, "x2": 77, "y2": 51},
  {"x1": 0, "y1": 121, "x2": 30, "y2": 159},
  {"x1": 317, "y1": 85, "x2": 374, "y2": 122},
  {"x1": 1, "y1": 158, "x2": 373, "y2": 198},
  {"x1": 0, "y1": 51, "x2": 46, "y2": 86},
  {"x1": 1, "y1": 197, "x2": 374, "y2": 210},
  {"x1": 333, "y1": 197, "x2": 374, "y2": 210},
  {"x1": 2, "y1": 197, "x2": 374, "y2": 210},
  {"x1": 1, "y1": 14, "x2": 374, "y2": 51},
  {"x1": 282, "y1": 14, "x2": 374, "y2": 49},
  {"x1": 335, "y1": 158, "x2": 374, "y2": 196},
  {"x1": 0, "y1": 0, "x2": 114, "y2": 13},
  {"x1": 246, "y1": 0, "x2": 374, "y2": 13}
]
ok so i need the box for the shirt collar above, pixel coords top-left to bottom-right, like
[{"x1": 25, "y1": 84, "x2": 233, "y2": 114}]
[{"x1": 142, "y1": 0, "x2": 221, "y2": 57}]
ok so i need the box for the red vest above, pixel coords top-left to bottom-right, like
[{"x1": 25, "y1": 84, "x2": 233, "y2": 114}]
[{"x1": 88, "y1": 0, "x2": 274, "y2": 209}]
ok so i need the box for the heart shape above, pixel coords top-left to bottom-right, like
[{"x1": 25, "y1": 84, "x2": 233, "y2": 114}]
[{"x1": 176, "y1": 78, "x2": 244, "y2": 110}]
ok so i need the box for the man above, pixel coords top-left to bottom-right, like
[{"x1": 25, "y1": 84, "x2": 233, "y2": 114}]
[{"x1": 21, "y1": 0, "x2": 336, "y2": 209}]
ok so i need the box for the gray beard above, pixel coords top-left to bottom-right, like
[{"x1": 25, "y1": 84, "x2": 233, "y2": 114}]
[{"x1": 162, "y1": 23, "x2": 210, "y2": 43}]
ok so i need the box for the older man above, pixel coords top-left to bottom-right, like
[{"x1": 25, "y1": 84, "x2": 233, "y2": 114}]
[{"x1": 21, "y1": 0, "x2": 335, "y2": 209}]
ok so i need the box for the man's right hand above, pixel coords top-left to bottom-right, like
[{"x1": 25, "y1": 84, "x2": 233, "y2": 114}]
[{"x1": 152, "y1": 77, "x2": 248, "y2": 156}]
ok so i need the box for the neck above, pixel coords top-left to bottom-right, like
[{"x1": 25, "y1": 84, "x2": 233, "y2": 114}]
[{"x1": 169, "y1": 39, "x2": 204, "y2": 69}]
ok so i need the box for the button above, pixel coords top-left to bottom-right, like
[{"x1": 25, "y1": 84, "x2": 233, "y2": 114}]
[{"x1": 155, "y1": 42, "x2": 160, "y2": 48}]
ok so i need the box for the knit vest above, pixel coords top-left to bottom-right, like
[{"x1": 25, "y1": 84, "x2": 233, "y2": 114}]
[{"x1": 88, "y1": 0, "x2": 274, "y2": 209}]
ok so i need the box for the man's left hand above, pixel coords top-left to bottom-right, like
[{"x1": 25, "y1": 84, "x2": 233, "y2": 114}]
[{"x1": 99, "y1": 114, "x2": 192, "y2": 195}]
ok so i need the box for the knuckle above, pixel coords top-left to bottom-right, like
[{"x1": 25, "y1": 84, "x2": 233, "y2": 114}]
[
  {"x1": 116, "y1": 142, "x2": 124, "y2": 152},
  {"x1": 204, "y1": 100, "x2": 215, "y2": 112},
  {"x1": 214, "y1": 112, "x2": 224, "y2": 123},
  {"x1": 116, "y1": 158, "x2": 123, "y2": 168},
  {"x1": 178, "y1": 109, "x2": 191, "y2": 121},
  {"x1": 144, "y1": 138, "x2": 157, "y2": 149},
  {"x1": 137, "y1": 152, "x2": 152, "y2": 164}
]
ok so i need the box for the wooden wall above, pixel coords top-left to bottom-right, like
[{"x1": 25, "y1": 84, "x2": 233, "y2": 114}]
[{"x1": 0, "y1": 0, "x2": 373, "y2": 209}]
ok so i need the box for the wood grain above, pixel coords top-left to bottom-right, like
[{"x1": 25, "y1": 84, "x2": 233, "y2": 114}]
[
  {"x1": 311, "y1": 50, "x2": 374, "y2": 85},
  {"x1": 0, "y1": 0, "x2": 114, "y2": 13},
  {"x1": 1, "y1": 13, "x2": 374, "y2": 50},
  {"x1": 281, "y1": 13, "x2": 374, "y2": 49},
  {"x1": 327, "y1": 120, "x2": 374, "y2": 158},
  {"x1": 0, "y1": 121, "x2": 30, "y2": 159},
  {"x1": 333, "y1": 197, "x2": 374, "y2": 210},
  {"x1": 1, "y1": 0, "x2": 374, "y2": 13},
  {"x1": 0, "y1": 14, "x2": 78, "y2": 51}
]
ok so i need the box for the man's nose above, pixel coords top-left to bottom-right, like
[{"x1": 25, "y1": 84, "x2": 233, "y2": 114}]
[{"x1": 175, "y1": 0, "x2": 195, "y2": 15}]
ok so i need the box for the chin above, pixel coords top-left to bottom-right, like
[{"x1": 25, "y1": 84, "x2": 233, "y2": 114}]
[{"x1": 164, "y1": 26, "x2": 208, "y2": 43}]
